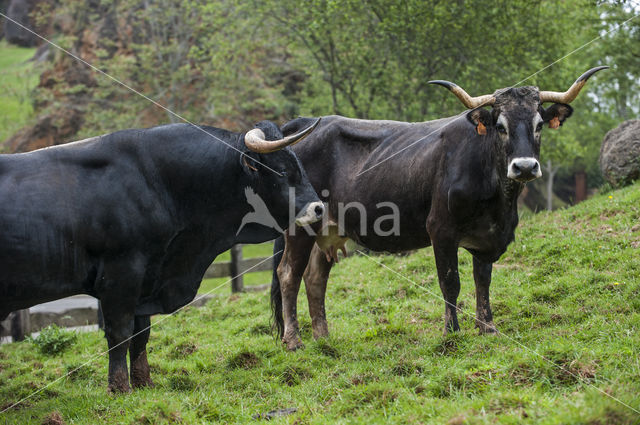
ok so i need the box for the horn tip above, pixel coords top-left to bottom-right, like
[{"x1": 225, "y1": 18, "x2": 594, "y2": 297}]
[
  {"x1": 428, "y1": 80, "x2": 459, "y2": 91},
  {"x1": 576, "y1": 66, "x2": 609, "y2": 83},
  {"x1": 300, "y1": 117, "x2": 321, "y2": 135}
]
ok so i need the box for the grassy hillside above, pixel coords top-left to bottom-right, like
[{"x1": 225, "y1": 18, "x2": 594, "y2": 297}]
[
  {"x1": 0, "y1": 183, "x2": 639, "y2": 424},
  {"x1": 0, "y1": 41, "x2": 39, "y2": 147}
]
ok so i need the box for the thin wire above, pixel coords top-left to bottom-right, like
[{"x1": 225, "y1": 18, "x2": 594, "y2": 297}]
[
  {"x1": 356, "y1": 250, "x2": 640, "y2": 416},
  {"x1": 0, "y1": 13, "x2": 282, "y2": 177},
  {"x1": 0, "y1": 251, "x2": 282, "y2": 414}
]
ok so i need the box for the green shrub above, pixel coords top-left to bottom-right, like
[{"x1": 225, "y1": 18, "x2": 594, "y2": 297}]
[{"x1": 30, "y1": 324, "x2": 77, "y2": 355}]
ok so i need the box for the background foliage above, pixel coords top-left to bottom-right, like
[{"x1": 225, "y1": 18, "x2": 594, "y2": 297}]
[{"x1": 1, "y1": 0, "x2": 639, "y2": 194}]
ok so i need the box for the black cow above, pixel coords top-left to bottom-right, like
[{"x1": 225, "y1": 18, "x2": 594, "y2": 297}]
[
  {"x1": 270, "y1": 67, "x2": 607, "y2": 350},
  {"x1": 0, "y1": 119, "x2": 324, "y2": 392}
]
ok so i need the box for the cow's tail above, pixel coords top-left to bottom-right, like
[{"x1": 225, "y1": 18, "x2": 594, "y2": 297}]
[{"x1": 270, "y1": 236, "x2": 285, "y2": 339}]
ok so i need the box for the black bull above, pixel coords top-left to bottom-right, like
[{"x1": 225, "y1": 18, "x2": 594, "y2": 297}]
[
  {"x1": 271, "y1": 68, "x2": 607, "y2": 350},
  {"x1": 0, "y1": 120, "x2": 324, "y2": 392}
]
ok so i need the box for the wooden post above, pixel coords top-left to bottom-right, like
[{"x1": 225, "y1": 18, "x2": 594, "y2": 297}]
[
  {"x1": 230, "y1": 245, "x2": 244, "y2": 293},
  {"x1": 97, "y1": 301, "x2": 104, "y2": 330},
  {"x1": 574, "y1": 171, "x2": 587, "y2": 203},
  {"x1": 10, "y1": 309, "x2": 31, "y2": 342}
]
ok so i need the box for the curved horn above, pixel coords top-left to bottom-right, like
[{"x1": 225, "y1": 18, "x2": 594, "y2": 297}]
[
  {"x1": 428, "y1": 80, "x2": 496, "y2": 109},
  {"x1": 244, "y1": 118, "x2": 321, "y2": 154},
  {"x1": 539, "y1": 66, "x2": 609, "y2": 104}
]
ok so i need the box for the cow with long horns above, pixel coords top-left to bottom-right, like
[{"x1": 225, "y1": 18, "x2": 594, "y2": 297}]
[
  {"x1": 270, "y1": 67, "x2": 607, "y2": 350},
  {"x1": 0, "y1": 119, "x2": 324, "y2": 392}
]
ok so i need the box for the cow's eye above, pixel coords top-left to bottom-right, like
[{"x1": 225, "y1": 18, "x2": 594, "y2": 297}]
[
  {"x1": 535, "y1": 122, "x2": 544, "y2": 132},
  {"x1": 496, "y1": 123, "x2": 507, "y2": 134}
]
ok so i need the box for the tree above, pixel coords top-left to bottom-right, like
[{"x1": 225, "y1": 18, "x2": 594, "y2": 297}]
[{"x1": 7, "y1": 0, "x2": 637, "y2": 205}]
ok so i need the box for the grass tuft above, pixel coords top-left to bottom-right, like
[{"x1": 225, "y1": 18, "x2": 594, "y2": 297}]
[{"x1": 226, "y1": 350, "x2": 261, "y2": 370}]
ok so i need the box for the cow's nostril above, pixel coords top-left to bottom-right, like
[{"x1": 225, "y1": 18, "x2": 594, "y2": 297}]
[{"x1": 314, "y1": 204, "x2": 324, "y2": 218}]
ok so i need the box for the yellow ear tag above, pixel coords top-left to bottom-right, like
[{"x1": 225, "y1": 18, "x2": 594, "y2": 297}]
[
  {"x1": 476, "y1": 121, "x2": 487, "y2": 135},
  {"x1": 549, "y1": 117, "x2": 561, "y2": 129}
]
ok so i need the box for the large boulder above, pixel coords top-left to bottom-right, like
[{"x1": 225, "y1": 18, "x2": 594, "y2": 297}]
[
  {"x1": 4, "y1": 0, "x2": 38, "y2": 46},
  {"x1": 600, "y1": 120, "x2": 640, "y2": 187},
  {"x1": 0, "y1": 0, "x2": 9, "y2": 40}
]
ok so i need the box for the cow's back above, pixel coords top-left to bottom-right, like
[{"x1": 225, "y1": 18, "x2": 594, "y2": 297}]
[
  {"x1": 285, "y1": 115, "x2": 457, "y2": 250},
  {"x1": 0, "y1": 131, "x2": 173, "y2": 313}
]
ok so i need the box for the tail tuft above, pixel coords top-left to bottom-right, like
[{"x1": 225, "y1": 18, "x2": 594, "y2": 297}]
[{"x1": 270, "y1": 236, "x2": 285, "y2": 338}]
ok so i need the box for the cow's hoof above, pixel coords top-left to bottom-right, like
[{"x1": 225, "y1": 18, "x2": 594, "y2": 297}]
[
  {"x1": 131, "y1": 352, "x2": 154, "y2": 389},
  {"x1": 107, "y1": 383, "x2": 132, "y2": 394},
  {"x1": 477, "y1": 321, "x2": 498, "y2": 335},
  {"x1": 131, "y1": 378, "x2": 154, "y2": 389},
  {"x1": 312, "y1": 321, "x2": 329, "y2": 340},
  {"x1": 283, "y1": 338, "x2": 305, "y2": 351},
  {"x1": 108, "y1": 369, "x2": 132, "y2": 394}
]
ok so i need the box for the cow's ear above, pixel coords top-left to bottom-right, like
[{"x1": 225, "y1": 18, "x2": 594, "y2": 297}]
[
  {"x1": 540, "y1": 103, "x2": 573, "y2": 129},
  {"x1": 240, "y1": 152, "x2": 260, "y2": 176},
  {"x1": 466, "y1": 108, "x2": 494, "y2": 136}
]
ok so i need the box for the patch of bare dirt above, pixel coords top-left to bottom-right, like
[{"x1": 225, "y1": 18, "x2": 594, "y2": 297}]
[
  {"x1": 390, "y1": 360, "x2": 422, "y2": 377},
  {"x1": 280, "y1": 365, "x2": 311, "y2": 386},
  {"x1": 555, "y1": 359, "x2": 597, "y2": 384},
  {"x1": 226, "y1": 351, "x2": 260, "y2": 370},
  {"x1": 376, "y1": 316, "x2": 389, "y2": 324},
  {"x1": 41, "y1": 411, "x2": 64, "y2": 425},
  {"x1": 350, "y1": 373, "x2": 379, "y2": 386},
  {"x1": 170, "y1": 341, "x2": 197, "y2": 359},
  {"x1": 447, "y1": 414, "x2": 468, "y2": 425}
]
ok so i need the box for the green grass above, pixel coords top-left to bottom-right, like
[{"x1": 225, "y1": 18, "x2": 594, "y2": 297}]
[
  {"x1": 1, "y1": 183, "x2": 640, "y2": 424},
  {"x1": 0, "y1": 41, "x2": 39, "y2": 146}
]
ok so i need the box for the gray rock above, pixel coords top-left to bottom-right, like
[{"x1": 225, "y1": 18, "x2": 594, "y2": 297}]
[
  {"x1": 252, "y1": 408, "x2": 297, "y2": 421},
  {"x1": 4, "y1": 0, "x2": 38, "y2": 46},
  {"x1": 0, "y1": 0, "x2": 9, "y2": 39},
  {"x1": 600, "y1": 120, "x2": 640, "y2": 187}
]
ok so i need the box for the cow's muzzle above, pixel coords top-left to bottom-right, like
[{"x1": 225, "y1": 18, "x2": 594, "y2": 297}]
[
  {"x1": 295, "y1": 202, "x2": 325, "y2": 226},
  {"x1": 508, "y1": 157, "x2": 542, "y2": 182}
]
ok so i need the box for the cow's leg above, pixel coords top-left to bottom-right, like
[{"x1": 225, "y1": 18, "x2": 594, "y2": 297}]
[
  {"x1": 302, "y1": 244, "x2": 334, "y2": 340},
  {"x1": 278, "y1": 231, "x2": 315, "y2": 351},
  {"x1": 472, "y1": 257, "x2": 498, "y2": 334},
  {"x1": 101, "y1": 298, "x2": 135, "y2": 393},
  {"x1": 431, "y1": 239, "x2": 461, "y2": 334},
  {"x1": 129, "y1": 315, "x2": 153, "y2": 388},
  {"x1": 98, "y1": 256, "x2": 144, "y2": 393}
]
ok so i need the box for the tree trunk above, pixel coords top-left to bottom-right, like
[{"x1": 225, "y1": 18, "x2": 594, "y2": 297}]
[
  {"x1": 574, "y1": 171, "x2": 587, "y2": 203},
  {"x1": 546, "y1": 159, "x2": 556, "y2": 211}
]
